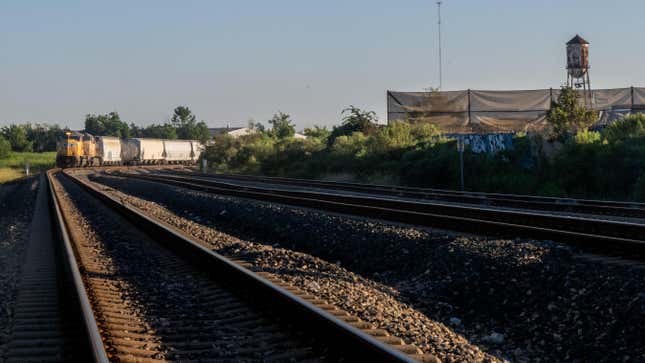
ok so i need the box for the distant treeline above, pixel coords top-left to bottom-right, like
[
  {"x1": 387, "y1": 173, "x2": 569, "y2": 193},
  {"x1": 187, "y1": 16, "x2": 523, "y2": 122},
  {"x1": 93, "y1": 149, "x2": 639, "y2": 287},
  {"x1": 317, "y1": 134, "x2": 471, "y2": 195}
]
[
  {"x1": 0, "y1": 123, "x2": 64, "y2": 158},
  {"x1": 0, "y1": 106, "x2": 210, "y2": 158},
  {"x1": 86, "y1": 106, "x2": 210, "y2": 142}
]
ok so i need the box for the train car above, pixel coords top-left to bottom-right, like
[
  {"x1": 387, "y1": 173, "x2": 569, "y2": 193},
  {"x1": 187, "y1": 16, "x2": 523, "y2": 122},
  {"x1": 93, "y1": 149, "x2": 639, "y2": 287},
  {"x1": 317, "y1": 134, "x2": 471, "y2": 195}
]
[
  {"x1": 163, "y1": 140, "x2": 193, "y2": 164},
  {"x1": 81, "y1": 134, "x2": 99, "y2": 166},
  {"x1": 96, "y1": 136, "x2": 122, "y2": 165},
  {"x1": 190, "y1": 140, "x2": 204, "y2": 161},
  {"x1": 56, "y1": 132, "x2": 99, "y2": 167},
  {"x1": 122, "y1": 138, "x2": 165, "y2": 164}
]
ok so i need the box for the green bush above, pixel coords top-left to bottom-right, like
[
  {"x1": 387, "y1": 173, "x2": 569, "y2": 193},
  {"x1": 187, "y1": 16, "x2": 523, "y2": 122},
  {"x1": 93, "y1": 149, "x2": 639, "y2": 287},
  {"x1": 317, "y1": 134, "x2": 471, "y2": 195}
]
[
  {"x1": 602, "y1": 113, "x2": 645, "y2": 143},
  {"x1": 201, "y1": 107, "x2": 645, "y2": 201},
  {"x1": 547, "y1": 86, "x2": 597, "y2": 140},
  {"x1": 573, "y1": 129, "x2": 601, "y2": 144},
  {"x1": 0, "y1": 136, "x2": 11, "y2": 159},
  {"x1": 1, "y1": 124, "x2": 33, "y2": 152}
]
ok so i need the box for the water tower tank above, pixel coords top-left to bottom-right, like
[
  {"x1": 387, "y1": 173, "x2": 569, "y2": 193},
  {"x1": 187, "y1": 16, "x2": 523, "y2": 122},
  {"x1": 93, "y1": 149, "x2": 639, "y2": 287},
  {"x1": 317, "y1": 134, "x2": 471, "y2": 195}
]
[{"x1": 566, "y1": 34, "x2": 589, "y2": 78}]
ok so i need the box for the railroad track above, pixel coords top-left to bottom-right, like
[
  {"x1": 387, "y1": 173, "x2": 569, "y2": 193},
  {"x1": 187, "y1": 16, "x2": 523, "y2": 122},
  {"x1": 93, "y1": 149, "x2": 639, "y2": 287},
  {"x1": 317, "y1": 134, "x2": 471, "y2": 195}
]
[
  {"x1": 113, "y1": 170, "x2": 645, "y2": 259},
  {"x1": 48, "y1": 169, "x2": 432, "y2": 362},
  {"x1": 165, "y1": 172, "x2": 645, "y2": 219},
  {"x1": 2, "y1": 175, "x2": 91, "y2": 362}
]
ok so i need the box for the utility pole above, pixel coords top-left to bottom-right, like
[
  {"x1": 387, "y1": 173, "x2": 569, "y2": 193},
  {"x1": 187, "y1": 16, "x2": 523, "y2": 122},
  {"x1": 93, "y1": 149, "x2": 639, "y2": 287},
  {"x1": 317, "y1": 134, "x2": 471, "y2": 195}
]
[{"x1": 437, "y1": 1, "x2": 443, "y2": 90}]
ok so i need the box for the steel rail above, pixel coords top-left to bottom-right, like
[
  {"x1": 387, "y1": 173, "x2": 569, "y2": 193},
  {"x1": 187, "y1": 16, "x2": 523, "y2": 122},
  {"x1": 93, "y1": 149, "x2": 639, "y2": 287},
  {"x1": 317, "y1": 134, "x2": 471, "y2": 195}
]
[
  {"x1": 46, "y1": 170, "x2": 110, "y2": 363},
  {"x1": 185, "y1": 172, "x2": 645, "y2": 218},
  {"x1": 61, "y1": 170, "x2": 424, "y2": 363},
  {"x1": 118, "y1": 172, "x2": 645, "y2": 258}
]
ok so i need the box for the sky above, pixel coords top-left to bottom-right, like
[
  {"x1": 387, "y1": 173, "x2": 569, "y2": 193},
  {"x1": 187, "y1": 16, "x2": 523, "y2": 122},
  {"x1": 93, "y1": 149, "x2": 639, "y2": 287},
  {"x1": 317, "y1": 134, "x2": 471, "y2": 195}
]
[{"x1": 2, "y1": 0, "x2": 645, "y2": 130}]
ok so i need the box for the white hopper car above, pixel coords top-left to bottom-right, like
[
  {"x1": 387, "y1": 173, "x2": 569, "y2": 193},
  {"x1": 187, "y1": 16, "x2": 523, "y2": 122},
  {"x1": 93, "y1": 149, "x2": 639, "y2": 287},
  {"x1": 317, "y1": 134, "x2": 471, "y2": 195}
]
[
  {"x1": 190, "y1": 140, "x2": 204, "y2": 161},
  {"x1": 96, "y1": 136, "x2": 122, "y2": 165},
  {"x1": 122, "y1": 138, "x2": 166, "y2": 164},
  {"x1": 118, "y1": 138, "x2": 202, "y2": 165},
  {"x1": 163, "y1": 140, "x2": 194, "y2": 163}
]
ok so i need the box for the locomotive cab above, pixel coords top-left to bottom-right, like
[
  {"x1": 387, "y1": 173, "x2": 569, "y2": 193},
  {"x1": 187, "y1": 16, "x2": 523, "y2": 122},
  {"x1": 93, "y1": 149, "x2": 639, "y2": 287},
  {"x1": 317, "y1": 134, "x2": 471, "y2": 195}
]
[
  {"x1": 56, "y1": 131, "x2": 99, "y2": 168},
  {"x1": 56, "y1": 132, "x2": 83, "y2": 168}
]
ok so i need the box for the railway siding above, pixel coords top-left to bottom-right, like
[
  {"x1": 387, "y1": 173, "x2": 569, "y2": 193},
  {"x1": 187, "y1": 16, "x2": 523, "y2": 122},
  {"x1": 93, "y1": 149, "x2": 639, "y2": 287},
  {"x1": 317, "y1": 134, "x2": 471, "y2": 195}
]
[
  {"x1": 123, "y1": 171, "x2": 645, "y2": 258},
  {"x1": 179, "y1": 172, "x2": 645, "y2": 223},
  {"x1": 55, "y1": 170, "x2": 437, "y2": 362},
  {"x1": 85, "y1": 170, "x2": 645, "y2": 362},
  {"x1": 80, "y1": 170, "x2": 503, "y2": 362}
]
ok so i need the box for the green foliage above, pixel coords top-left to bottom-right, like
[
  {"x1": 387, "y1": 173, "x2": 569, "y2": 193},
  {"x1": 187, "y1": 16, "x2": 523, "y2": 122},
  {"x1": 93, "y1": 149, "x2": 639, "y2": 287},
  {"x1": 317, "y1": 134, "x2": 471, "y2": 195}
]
[
  {"x1": 201, "y1": 109, "x2": 645, "y2": 202},
  {"x1": 130, "y1": 123, "x2": 178, "y2": 139},
  {"x1": 0, "y1": 151, "x2": 56, "y2": 183},
  {"x1": 0, "y1": 151, "x2": 57, "y2": 182},
  {"x1": 1, "y1": 124, "x2": 33, "y2": 152},
  {"x1": 547, "y1": 86, "x2": 597, "y2": 140},
  {"x1": 0, "y1": 151, "x2": 56, "y2": 170},
  {"x1": 573, "y1": 129, "x2": 601, "y2": 144},
  {"x1": 602, "y1": 113, "x2": 645, "y2": 143},
  {"x1": 85, "y1": 112, "x2": 130, "y2": 138},
  {"x1": 171, "y1": 106, "x2": 196, "y2": 126},
  {"x1": 26, "y1": 123, "x2": 64, "y2": 152},
  {"x1": 128, "y1": 106, "x2": 209, "y2": 141},
  {"x1": 268, "y1": 112, "x2": 296, "y2": 139},
  {"x1": 328, "y1": 106, "x2": 379, "y2": 145},
  {"x1": 170, "y1": 106, "x2": 210, "y2": 142},
  {"x1": 303, "y1": 125, "x2": 330, "y2": 143},
  {"x1": 0, "y1": 136, "x2": 11, "y2": 158}
]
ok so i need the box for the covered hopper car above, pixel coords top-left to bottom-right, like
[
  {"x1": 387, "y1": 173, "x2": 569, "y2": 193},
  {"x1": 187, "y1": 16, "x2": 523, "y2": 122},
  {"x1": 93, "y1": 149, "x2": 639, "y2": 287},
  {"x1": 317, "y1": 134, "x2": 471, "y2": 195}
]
[
  {"x1": 122, "y1": 138, "x2": 165, "y2": 165},
  {"x1": 96, "y1": 136, "x2": 122, "y2": 165},
  {"x1": 163, "y1": 140, "x2": 194, "y2": 163}
]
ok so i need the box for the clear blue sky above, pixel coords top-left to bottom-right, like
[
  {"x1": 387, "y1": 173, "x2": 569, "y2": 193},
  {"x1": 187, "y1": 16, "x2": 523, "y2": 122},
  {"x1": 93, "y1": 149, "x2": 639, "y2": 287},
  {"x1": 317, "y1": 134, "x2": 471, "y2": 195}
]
[{"x1": 1, "y1": 0, "x2": 644, "y2": 130}]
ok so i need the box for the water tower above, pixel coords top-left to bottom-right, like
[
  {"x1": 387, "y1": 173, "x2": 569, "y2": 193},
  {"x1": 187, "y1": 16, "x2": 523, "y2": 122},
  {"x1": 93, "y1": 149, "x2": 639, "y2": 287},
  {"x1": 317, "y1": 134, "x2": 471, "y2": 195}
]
[{"x1": 566, "y1": 34, "x2": 592, "y2": 105}]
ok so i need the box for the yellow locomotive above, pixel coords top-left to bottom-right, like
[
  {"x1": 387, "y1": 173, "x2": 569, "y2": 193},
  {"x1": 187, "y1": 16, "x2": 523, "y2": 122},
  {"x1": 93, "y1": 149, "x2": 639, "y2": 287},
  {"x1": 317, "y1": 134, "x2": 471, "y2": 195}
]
[{"x1": 56, "y1": 131, "x2": 100, "y2": 167}]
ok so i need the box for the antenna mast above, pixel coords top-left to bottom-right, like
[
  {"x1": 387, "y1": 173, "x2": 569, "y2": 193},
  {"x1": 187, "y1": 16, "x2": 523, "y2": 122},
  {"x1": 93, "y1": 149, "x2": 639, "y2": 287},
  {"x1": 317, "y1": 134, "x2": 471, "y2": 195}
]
[{"x1": 437, "y1": 1, "x2": 443, "y2": 90}]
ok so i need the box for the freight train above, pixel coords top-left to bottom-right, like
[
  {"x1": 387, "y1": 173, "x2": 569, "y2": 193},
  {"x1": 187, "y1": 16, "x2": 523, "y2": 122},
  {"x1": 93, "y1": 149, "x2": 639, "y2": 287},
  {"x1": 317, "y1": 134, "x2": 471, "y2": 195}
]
[{"x1": 56, "y1": 131, "x2": 203, "y2": 168}]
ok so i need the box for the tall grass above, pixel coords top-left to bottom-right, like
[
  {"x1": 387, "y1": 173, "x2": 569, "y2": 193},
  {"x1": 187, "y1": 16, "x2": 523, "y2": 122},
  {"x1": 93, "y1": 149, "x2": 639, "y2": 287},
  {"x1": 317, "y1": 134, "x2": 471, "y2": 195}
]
[
  {"x1": 0, "y1": 151, "x2": 56, "y2": 183},
  {"x1": 0, "y1": 168, "x2": 24, "y2": 183}
]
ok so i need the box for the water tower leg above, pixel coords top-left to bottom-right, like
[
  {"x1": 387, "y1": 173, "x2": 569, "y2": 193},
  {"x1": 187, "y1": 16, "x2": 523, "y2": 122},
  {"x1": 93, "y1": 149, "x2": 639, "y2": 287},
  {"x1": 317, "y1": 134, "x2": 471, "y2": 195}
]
[{"x1": 586, "y1": 71, "x2": 593, "y2": 106}]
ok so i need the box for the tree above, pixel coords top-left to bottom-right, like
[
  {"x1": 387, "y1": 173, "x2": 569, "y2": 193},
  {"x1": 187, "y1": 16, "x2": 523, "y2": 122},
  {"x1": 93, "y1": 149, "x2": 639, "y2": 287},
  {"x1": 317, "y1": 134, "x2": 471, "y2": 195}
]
[
  {"x1": 146, "y1": 123, "x2": 178, "y2": 139},
  {"x1": 602, "y1": 113, "x2": 645, "y2": 143},
  {"x1": 85, "y1": 112, "x2": 130, "y2": 138},
  {"x1": 268, "y1": 112, "x2": 295, "y2": 139},
  {"x1": 0, "y1": 135, "x2": 11, "y2": 158},
  {"x1": 129, "y1": 123, "x2": 143, "y2": 137},
  {"x1": 1, "y1": 124, "x2": 33, "y2": 152},
  {"x1": 248, "y1": 119, "x2": 266, "y2": 132},
  {"x1": 546, "y1": 86, "x2": 597, "y2": 140},
  {"x1": 303, "y1": 125, "x2": 330, "y2": 142},
  {"x1": 170, "y1": 106, "x2": 210, "y2": 142},
  {"x1": 328, "y1": 106, "x2": 379, "y2": 145},
  {"x1": 27, "y1": 123, "x2": 62, "y2": 152},
  {"x1": 171, "y1": 106, "x2": 196, "y2": 127}
]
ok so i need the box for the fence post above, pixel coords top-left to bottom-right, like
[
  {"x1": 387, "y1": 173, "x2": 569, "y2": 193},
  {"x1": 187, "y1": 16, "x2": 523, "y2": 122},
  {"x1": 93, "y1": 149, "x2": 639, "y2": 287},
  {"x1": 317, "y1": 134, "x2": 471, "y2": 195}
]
[
  {"x1": 457, "y1": 137, "x2": 465, "y2": 191},
  {"x1": 467, "y1": 89, "x2": 471, "y2": 125},
  {"x1": 386, "y1": 91, "x2": 390, "y2": 125}
]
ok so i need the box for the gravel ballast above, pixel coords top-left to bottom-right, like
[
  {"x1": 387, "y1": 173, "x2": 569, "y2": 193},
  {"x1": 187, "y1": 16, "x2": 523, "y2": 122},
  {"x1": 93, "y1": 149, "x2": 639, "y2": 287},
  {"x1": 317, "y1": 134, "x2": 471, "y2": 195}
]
[
  {"x1": 0, "y1": 178, "x2": 38, "y2": 355},
  {"x1": 88, "y1": 172, "x2": 645, "y2": 362},
  {"x1": 54, "y1": 173, "x2": 350, "y2": 362}
]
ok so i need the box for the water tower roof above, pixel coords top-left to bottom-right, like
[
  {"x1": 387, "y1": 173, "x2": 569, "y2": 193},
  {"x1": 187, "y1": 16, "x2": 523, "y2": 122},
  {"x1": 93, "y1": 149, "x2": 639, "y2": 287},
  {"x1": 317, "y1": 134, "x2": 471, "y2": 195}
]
[{"x1": 567, "y1": 34, "x2": 589, "y2": 45}]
